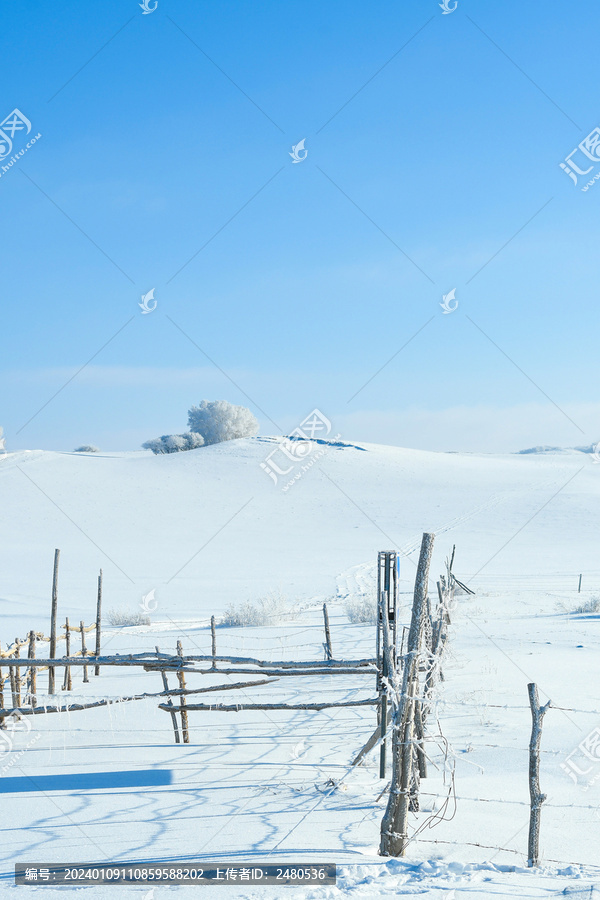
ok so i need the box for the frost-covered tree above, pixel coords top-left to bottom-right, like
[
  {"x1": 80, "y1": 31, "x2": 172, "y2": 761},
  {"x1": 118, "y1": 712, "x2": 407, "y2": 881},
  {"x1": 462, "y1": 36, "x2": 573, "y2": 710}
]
[
  {"x1": 0, "y1": 426, "x2": 5, "y2": 452},
  {"x1": 187, "y1": 400, "x2": 259, "y2": 446},
  {"x1": 142, "y1": 432, "x2": 205, "y2": 455},
  {"x1": 74, "y1": 445, "x2": 99, "y2": 452}
]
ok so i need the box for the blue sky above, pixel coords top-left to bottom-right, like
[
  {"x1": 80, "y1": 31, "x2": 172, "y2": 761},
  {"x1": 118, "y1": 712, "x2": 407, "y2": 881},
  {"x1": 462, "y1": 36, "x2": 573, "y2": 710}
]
[{"x1": 2, "y1": 0, "x2": 599, "y2": 452}]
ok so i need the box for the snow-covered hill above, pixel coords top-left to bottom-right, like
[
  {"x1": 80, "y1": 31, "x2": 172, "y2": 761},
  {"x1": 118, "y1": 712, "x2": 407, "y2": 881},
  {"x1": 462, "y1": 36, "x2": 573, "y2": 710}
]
[
  {"x1": 0, "y1": 438, "x2": 598, "y2": 898},
  {"x1": 1, "y1": 437, "x2": 598, "y2": 627}
]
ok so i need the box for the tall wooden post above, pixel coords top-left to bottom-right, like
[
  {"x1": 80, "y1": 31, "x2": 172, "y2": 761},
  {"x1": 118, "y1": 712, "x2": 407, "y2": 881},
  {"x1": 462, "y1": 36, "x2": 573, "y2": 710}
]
[
  {"x1": 323, "y1": 603, "x2": 333, "y2": 660},
  {"x1": 527, "y1": 683, "x2": 550, "y2": 867},
  {"x1": 380, "y1": 532, "x2": 434, "y2": 858},
  {"x1": 211, "y1": 616, "x2": 217, "y2": 669},
  {"x1": 81, "y1": 621, "x2": 89, "y2": 683},
  {"x1": 379, "y1": 590, "x2": 389, "y2": 779},
  {"x1": 28, "y1": 631, "x2": 36, "y2": 708},
  {"x1": 176, "y1": 640, "x2": 189, "y2": 743},
  {"x1": 49, "y1": 548, "x2": 60, "y2": 694},
  {"x1": 94, "y1": 569, "x2": 102, "y2": 676},
  {"x1": 156, "y1": 645, "x2": 180, "y2": 744},
  {"x1": 62, "y1": 618, "x2": 72, "y2": 691},
  {"x1": 14, "y1": 642, "x2": 21, "y2": 707}
]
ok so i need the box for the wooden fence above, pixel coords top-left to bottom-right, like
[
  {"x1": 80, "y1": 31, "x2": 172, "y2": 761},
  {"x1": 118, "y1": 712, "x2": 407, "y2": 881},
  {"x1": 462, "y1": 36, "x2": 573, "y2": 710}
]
[{"x1": 0, "y1": 549, "x2": 102, "y2": 715}]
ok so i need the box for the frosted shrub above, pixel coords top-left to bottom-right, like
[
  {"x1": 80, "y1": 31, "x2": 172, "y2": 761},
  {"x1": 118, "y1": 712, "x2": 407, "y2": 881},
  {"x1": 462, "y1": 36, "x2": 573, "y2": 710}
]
[
  {"x1": 188, "y1": 400, "x2": 259, "y2": 446},
  {"x1": 221, "y1": 592, "x2": 294, "y2": 627},
  {"x1": 345, "y1": 593, "x2": 378, "y2": 624},
  {"x1": 107, "y1": 609, "x2": 151, "y2": 626},
  {"x1": 74, "y1": 445, "x2": 99, "y2": 452},
  {"x1": 142, "y1": 432, "x2": 205, "y2": 454},
  {"x1": 0, "y1": 426, "x2": 5, "y2": 452},
  {"x1": 572, "y1": 595, "x2": 600, "y2": 615}
]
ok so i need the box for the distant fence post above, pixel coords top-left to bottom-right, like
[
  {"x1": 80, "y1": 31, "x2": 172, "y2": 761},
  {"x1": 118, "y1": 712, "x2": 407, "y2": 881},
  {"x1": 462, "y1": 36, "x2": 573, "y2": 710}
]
[
  {"x1": 323, "y1": 603, "x2": 333, "y2": 660},
  {"x1": 27, "y1": 631, "x2": 36, "y2": 707},
  {"x1": 49, "y1": 548, "x2": 60, "y2": 694},
  {"x1": 0, "y1": 646, "x2": 4, "y2": 722},
  {"x1": 14, "y1": 641, "x2": 22, "y2": 707},
  {"x1": 62, "y1": 618, "x2": 72, "y2": 691},
  {"x1": 81, "y1": 621, "x2": 89, "y2": 683},
  {"x1": 94, "y1": 569, "x2": 103, "y2": 676},
  {"x1": 9, "y1": 658, "x2": 18, "y2": 709},
  {"x1": 527, "y1": 683, "x2": 550, "y2": 867},
  {"x1": 211, "y1": 616, "x2": 217, "y2": 669}
]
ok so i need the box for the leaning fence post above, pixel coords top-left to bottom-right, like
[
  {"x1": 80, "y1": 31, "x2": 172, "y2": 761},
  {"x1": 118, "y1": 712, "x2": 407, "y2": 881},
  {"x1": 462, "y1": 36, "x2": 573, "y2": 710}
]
[
  {"x1": 211, "y1": 616, "x2": 217, "y2": 669},
  {"x1": 176, "y1": 640, "x2": 189, "y2": 743},
  {"x1": 527, "y1": 683, "x2": 550, "y2": 867},
  {"x1": 94, "y1": 569, "x2": 102, "y2": 676},
  {"x1": 380, "y1": 531, "x2": 435, "y2": 858},
  {"x1": 28, "y1": 631, "x2": 37, "y2": 707},
  {"x1": 156, "y1": 645, "x2": 180, "y2": 744},
  {"x1": 49, "y1": 548, "x2": 60, "y2": 694},
  {"x1": 81, "y1": 621, "x2": 89, "y2": 683},
  {"x1": 323, "y1": 603, "x2": 333, "y2": 660},
  {"x1": 62, "y1": 618, "x2": 72, "y2": 691}
]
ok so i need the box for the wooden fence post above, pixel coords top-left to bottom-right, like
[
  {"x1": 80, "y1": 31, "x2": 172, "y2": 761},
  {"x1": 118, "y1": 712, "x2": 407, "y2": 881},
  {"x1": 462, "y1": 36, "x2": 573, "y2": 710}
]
[
  {"x1": 379, "y1": 590, "x2": 389, "y2": 779},
  {"x1": 176, "y1": 640, "x2": 189, "y2": 743},
  {"x1": 14, "y1": 642, "x2": 21, "y2": 707},
  {"x1": 28, "y1": 631, "x2": 37, "y2": 707},
  {"x1": 380, "y1": 532, "x2": 435, "y2": 858},
  {"x1": 62, "y1": 618, "x2": 72, "y2": 691},
  {"x1": 156, "y1": 645, "x2": 180, "y2": 744},
  {"x1": 527, "y1": 683, "x2": 550, "y2": 867},
  {"x1": 0, "y1": 645, "x2": 4, "y2": 723},
  {"x1": 9, "y1": 660, "x2": 18, "y2": 709},
  {"x1": 49, "y1": 548, "x2": 60, "y2": 694},
  {"x1": 81, "y1": 621, "x2": 89, "y2": 683},
  {"x1": 323, "y1": 603, "x2": 333, "y2": 660},
  {"x1": 211, "y1": 616, "x2": 217, "y2": 669},
  {"x1": 94, "y1": 569, "x2": 102, "y2": 676}
]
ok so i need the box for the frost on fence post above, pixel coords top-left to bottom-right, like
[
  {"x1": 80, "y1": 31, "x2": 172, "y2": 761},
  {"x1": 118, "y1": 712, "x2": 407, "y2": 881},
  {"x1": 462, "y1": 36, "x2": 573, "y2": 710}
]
[
  {"x1": 380, "y1": 532, "x2": 435, "y2": 858},
  {"x1": 527, "y1": 682, "x2": 551, "y2": 867}
]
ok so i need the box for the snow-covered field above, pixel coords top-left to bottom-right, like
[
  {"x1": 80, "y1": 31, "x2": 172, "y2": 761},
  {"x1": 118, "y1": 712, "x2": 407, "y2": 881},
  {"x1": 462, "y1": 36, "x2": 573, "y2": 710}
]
[{"x1": 0, "y1": 438, "x2": 599, "y2": 897}]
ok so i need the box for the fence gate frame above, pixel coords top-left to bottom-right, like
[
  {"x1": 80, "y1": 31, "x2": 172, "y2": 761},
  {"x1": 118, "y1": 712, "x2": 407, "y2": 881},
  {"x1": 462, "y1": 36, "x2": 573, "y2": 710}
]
[{"x1": 376, "y1": 550, "x2": 398, "y2": 778}]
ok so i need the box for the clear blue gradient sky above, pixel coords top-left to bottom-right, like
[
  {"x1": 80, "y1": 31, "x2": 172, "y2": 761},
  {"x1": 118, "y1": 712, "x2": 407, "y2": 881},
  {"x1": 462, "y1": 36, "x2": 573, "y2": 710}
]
[{"x1": 2, "y1": 0, "x2": 599, "y2": 452}]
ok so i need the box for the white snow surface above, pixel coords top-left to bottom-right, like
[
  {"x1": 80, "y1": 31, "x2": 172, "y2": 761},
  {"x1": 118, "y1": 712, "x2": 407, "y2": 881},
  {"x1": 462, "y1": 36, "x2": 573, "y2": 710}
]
[{"x1": 0, "y1": 437, "x2": 598, "y2": 897}]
